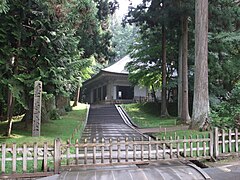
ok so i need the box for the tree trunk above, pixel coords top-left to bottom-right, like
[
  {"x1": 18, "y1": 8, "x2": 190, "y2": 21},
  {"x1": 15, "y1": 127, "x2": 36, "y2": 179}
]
[
  {"x1": 5, "y1": 89, "x2": 15, "y2": 136},
  {"x1": 151, "y1": 85, "x2": 158, "y2": 103},
  {"x1": 178, "y1": 29, "x2": 183, "y2": 119},
  {"x1": 73, "y1": 85, "x2": 80, "y2": 107},
  {"x1": 23, "y1": 97, "x2": 33, "y2": 129},
  {"x1": 0, "y1": 101, "x2": 4, "y2": 122},
  {"x1": 181, "y1": 16, "x2": 191, "y2": 123},
  {"x1": 161, "y1": 25, "x2": 169, "y2": 117},
  {"x1": 191, "y1": 0, "x2": 209, "y2": 129}
]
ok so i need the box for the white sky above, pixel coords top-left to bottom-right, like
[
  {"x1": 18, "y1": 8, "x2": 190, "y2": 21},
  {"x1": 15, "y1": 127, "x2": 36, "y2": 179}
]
[{"x1": 117, "y1": 0, "x2": 142, "y2": 18}]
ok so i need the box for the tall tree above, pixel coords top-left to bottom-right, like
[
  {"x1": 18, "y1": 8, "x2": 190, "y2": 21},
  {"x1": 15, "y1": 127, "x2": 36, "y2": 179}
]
[
  {"x1": 177, "y1": 35, "x2": 183, "y2": 119},
  {"x1": 181, "y1": 16, "x2": 191, "y2": 123},
  {"x1": 191, "y1": 0, "x2": 209, "y2": 129},
  {"x1": 161, "y1": 24, "x2": 169, "y2": 117},
  {"x1": 124, "y1": 0, "x2": 175, "y2": 116},
  {"x1": 0, "y1": 0, "x2": 113, "y2": 135}
]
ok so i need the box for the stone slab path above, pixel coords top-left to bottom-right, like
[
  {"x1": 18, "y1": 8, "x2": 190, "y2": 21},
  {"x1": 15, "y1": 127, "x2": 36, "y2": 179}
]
[
  {"x1": 80, "y1": 105, "x2": 146, "y2": 142},
  {"x1": 39, "y1": 104, "x2": 219, "y2": 180}
]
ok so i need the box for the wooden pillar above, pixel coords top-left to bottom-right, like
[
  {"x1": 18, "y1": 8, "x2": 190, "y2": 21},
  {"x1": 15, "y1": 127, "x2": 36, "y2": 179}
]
[
  {"x1": 214, "y1": 127, "x2": 219, "y2": 158},
  {"x1": 54, "y1": 139, "x2": 61, "y2": 174}
]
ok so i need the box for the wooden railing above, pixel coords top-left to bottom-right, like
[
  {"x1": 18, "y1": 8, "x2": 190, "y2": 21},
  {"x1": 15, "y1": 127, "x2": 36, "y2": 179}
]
[
  {"x1": 214, "y1": 127, "x2": 240, "y2": 157},
  {"x1": 1, "y1": 127, "x2": 240, "y2": 177},
  {"x1": 60, "y1": 135, "x2": 212, "y2": 169},
  {"x1": 0, "y1": 142, "x2": 55, "y2": 178}
]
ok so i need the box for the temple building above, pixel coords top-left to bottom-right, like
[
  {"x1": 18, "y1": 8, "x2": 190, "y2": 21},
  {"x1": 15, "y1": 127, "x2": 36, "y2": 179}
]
[{"x1": 82, "y1": 55, "x2": 160, "y2": 104}]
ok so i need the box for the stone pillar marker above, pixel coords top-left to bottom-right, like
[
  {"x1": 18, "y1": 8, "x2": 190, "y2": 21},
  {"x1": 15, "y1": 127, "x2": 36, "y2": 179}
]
[{"x1": 32, "y1": 81, "x2": 42, "y2": 137}]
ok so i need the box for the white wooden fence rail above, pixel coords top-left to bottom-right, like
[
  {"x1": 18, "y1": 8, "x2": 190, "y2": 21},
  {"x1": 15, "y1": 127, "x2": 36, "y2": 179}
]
[
  {"x1": 0, "y1": 142, "x2": 54, "y2": 175},
  {"x1": 60, "y1": 136, "x2": 212, "y2": 169},
  {"x1": 1, "y1": 127, "x2": 240, "y2": 176}
]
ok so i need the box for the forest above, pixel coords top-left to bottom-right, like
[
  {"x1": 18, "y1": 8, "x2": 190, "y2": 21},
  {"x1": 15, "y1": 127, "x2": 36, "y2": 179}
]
[{"x1": 0, "y1": 0, "x2": 240, "y2": 136}]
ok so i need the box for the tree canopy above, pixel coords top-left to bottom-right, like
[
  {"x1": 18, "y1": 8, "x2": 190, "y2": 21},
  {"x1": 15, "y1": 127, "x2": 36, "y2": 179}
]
[
  {"x1": 0, "y1": 0, "x2": 118, "y2": 135},
  {"x1": 123, "y1": 0, "x2": 240, "y2": 127},
  {"x1": 1, "y1": 0, "x2": 240, "y2": 133}
]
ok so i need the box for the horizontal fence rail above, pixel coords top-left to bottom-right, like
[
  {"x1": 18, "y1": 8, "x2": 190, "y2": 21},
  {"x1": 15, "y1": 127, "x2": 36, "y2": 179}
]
[
  {"x1": 0, "y1": 142, "x2": 54, "y2": 176},
  {"x1": 1, "y1": 127, "x2": 240, "y2": 176},
  {"x1": 214, "y1": 128, "x2": 240, "y2": 157},
  {"x1": 60, "y1": 135, "x2": 213, "y2": 168}
]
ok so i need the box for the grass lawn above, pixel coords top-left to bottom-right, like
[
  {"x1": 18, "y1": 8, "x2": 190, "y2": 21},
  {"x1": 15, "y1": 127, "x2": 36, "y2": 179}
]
[
  {"x1": 122, "y1": 103, "x2": 211, "y2": 148},
  {"x1": 154, "y1": 129, "x2": 210, "y2": 139},
  {"x1": 0, "y1": 103, "x2": 88, "y2": 146},
  {"x1": 122, "y1": 103, "x2": 177, "y2": 128}
]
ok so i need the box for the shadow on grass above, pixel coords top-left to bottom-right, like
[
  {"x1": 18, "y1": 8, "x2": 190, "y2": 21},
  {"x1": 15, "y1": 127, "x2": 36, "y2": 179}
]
[{"x1": 0, "y1": 106, "x2": 87, "y2": 145}]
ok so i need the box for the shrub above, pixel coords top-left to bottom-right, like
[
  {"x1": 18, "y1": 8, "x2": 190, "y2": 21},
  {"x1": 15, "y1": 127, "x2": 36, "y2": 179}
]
[{"x1": 210, "y1": 83, "x2": 240, "y2": 129}]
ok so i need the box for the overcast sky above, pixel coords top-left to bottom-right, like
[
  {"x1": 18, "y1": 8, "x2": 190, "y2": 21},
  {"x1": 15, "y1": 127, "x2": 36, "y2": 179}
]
[{"x1": 117, "y1": 0, "x2": 142, "y2": 18}]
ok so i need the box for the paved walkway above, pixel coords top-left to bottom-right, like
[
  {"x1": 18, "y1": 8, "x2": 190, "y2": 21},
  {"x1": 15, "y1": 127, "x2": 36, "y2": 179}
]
[
  {"x1": 39, "y1": 104, "x2": 240, "y2": 180},
  {"x1": 80, "y1": 105, "x2": 146, "y2": 142}
]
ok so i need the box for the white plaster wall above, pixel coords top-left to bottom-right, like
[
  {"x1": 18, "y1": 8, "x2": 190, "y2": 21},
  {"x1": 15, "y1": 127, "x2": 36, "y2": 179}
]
[
  {"x1": 155, "y1": 89, "x2": 162, "y2": 100},
  {"x1": 134, "y1": 86, "x2": 147, "y2": 97}
]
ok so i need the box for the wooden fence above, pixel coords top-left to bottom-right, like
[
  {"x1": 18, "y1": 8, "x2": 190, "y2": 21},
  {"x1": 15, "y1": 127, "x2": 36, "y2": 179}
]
[
  {"x1": 1, "y1": 127, "x2": 240, "y2": 177},
  {"x1": 59, "y1": 135, "x2": 212, "y2": 170},
  {"x1": 0, "y1": 142, "x2": 55, "y2": 178},
  {"x1": 214, "y1": 127, "x2": 240, "y2": 157}
]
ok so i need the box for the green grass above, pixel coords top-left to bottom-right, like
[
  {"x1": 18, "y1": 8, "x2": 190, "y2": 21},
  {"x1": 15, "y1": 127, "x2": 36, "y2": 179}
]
[
  {"x1": 122, "y1": 103, "x2": 177, "y2": 128},
  {"x1": 154, "y1": 129, "x2": 210, "y2": 139},
  {"x1": 0, "y1": 103, "x2": 88, "y2": 145},
  {"x1": 155, "y1": 130, "x2": 211, "y2": 157}
]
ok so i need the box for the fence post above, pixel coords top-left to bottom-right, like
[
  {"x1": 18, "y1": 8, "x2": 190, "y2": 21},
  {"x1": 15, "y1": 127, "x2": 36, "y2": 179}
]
[
  {"x1": 75, "y1": 139, "x2": 79, "y2": 165},
  {"x1": 23, "y1": 143, "x2": 27, "y2": 173},
  {"x1": 1, "y1": 143, "x2": 6, "y2": 174},
  {"x1": 92, "y1": 138, "x2": 96, "y2": 164},
  {"x1": 33, "y1": 142, "x2": 38, "y2": 173},
  {"x1": 43, "y1": 142, "x2": 48, "y2": 172},
  {"x1": 214, "y1": 127, "x2": 219, "y2": 158},
  {"x1": 54, "y1": 138, "x2": 61, "y2": 174},
  {"x1": 235, "y1": 128, "x2": 238, "y2": 153},
  {"x1": 101, "y1": 138, "x2": 105, "y2": 164},
  {"x1": 12, "y1": 143, "x2": 17, "y2": 173},
  {"x1": 209, "y1": 131, "x2": 214, "y2": 158},
  {"x1": 228, "y1": 129, "x2": 232, "y2": 153}
]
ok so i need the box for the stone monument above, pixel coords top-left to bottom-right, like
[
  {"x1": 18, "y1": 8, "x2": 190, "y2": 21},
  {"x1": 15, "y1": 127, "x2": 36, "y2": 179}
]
[{"x1": 32, "y1": 81, "x2": 42, "y2": 137}]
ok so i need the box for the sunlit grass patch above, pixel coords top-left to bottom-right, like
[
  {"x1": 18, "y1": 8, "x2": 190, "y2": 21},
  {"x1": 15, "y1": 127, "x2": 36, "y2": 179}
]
[
  {"x1": 0, "y1": 103, "x2": 88, "y2": 145},
  {"x1": 122, "y1": 103, "x2": 176, "y2": 128}
]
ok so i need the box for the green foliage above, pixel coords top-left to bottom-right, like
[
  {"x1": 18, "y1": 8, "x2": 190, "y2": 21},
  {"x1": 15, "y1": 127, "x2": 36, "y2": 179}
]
[
  {"x1": 127, "y1": 30, "x2": 162, "y2": 89},
  {"x1": 49, "y1": 109, "x2": 60, "y2": 120},
  {"x1": 65, "y1": 105, "x2": 72, "y2": 112},
  {"x1": 111, "y1": 19, "x2": 138, "y2": 61},
  {"x1": 210, "y1": 83, "x2": 240, "y2": 129},
  {"x1": 0, "y1": 0, "x2": 9, "y2": 13},
  {"x1": 124, "y1": 0, "x2": 239, "y2": 118},
  {"x1": 123, "y1": 0, "x2": 192, "y2": 102},
  {"x1": 0, "y1": 0, "x2": 117, "y2": 122},
  {"x1": 208, "y1": 0, "x2": 240, "y2": 101}
]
